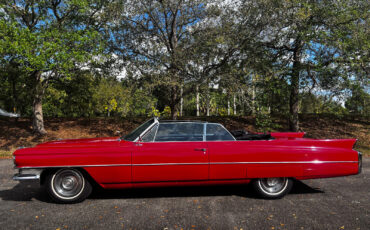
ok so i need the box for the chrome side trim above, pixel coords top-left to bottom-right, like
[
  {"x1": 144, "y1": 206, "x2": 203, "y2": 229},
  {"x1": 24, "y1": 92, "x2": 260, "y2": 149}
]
[
  {"x1": 211, "y1": 161, "x2": 359, "y2": 164},
  {"x1": 17, "y1": 160, "x2": 358, "y2": 169},
  {"x1": 18, "y1": 164, "x2": 131, "y2": 169},
  {"x1": 203, "y1": 123, "x2": 207, "y2": 141}
]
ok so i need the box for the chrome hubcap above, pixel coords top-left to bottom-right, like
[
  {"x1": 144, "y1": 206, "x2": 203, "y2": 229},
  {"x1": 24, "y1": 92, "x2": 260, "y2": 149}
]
[
  {"x1": 266, "y1": 178, "x2": 280, "y2": 186},
  {"x1": 259, "y1": 178, "x2": 288, "y2": 195},
  {"x1": 62, "y1": 177, "x2": 76, "y2": 190},
  {"x1": 52, "y1": 169, "x2": 84, "y2": 199}
]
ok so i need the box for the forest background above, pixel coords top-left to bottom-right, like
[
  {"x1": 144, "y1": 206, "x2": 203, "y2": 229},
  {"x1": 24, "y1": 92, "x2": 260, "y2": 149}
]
[{"x1": 0, "y1": 0, "x2": 369, "y2": 155}]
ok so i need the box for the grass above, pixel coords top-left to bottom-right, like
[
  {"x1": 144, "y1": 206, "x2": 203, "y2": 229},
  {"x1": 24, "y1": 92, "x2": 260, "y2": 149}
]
[
  {"x1": 0, "y1": 115, "x2": 369, "y2": 157},
  {"x1": 0, "y1": 150, "x2": 13, "y2": 158}
]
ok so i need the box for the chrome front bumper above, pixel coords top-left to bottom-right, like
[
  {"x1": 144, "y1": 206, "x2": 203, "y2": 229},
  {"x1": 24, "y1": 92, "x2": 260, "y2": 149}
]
[{"x1": 13, "y1": 169, "x2": 43, "y2": 181}]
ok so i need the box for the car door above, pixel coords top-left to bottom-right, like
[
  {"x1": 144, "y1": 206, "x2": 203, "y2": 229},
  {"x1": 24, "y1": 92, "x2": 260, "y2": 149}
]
[
  {"x1": 205, "y1": 123, "x2": 249, "y2": 180},
  {"x1": 132, "y1": 122, "x2": 209, "y2": 182}
]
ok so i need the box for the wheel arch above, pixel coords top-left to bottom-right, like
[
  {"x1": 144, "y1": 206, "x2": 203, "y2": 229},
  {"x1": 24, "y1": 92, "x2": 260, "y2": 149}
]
[{"x1": 40, "y1": 167, "x2": 100, "y2": 188}]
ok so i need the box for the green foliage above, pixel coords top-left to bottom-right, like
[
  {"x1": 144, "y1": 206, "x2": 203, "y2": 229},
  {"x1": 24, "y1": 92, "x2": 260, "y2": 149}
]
[
  {"x1": 0, "y1": 1, "x2": 103, "y2": 75},
  {"x1": 0, "y1": 0, "x2": 107, "y2": 133},
  {"x1": 0, "y1": 0, "x2": 368, "y2": 124},
  {"x1": 92, "y1": 78, "x2": 129, "y2": 117},
  {"x1": 217, "y1": 108, "x2": 228, "y2": 117},
  {"x1": 300, "y1": 92, "x2": 349, "y2": 115},
  {"x1": 42, "y1": 72, "x2": 97, "y2": 117},
  {"x1": 161, "y1": 106, "x2": 172, "y2": 118},
  {"x1": 253, "y1": 75, "x2": 290, "y2": 115},
  {"x1": 345, "y1": 85, "x2": 370, "y2": 115},
  {"x1": 0, "y1": 62, "x2": 33, "y2": 116},
  {"x1": 127, "y1": 90, "x2": 157, "y2": 117},
  {"x1": 255, "y1": 108, "x2": 273, "y2": 132},
  {"x1": 43, "y1": 86, "x2": 67, "y2": 117},
  {"x1": 149, "y1": 107, "x2": 161, "y2": 117},
  {"x1": 105, "y1": 98, "x2": 118, "y2": 115}
]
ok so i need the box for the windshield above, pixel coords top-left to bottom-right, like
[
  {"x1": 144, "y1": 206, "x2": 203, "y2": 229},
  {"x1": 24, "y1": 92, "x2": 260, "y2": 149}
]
[{"x1": 122, "y1": 118, "x2": 155, "y2": 141}]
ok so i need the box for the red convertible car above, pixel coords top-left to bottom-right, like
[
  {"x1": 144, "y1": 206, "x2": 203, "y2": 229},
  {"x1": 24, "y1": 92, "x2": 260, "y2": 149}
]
[{"x1": 13, "y1": 118, "x2": 362, "y2": 203}]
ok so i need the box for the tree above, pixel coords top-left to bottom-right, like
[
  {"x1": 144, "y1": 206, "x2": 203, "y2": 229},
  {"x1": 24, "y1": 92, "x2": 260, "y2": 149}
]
[
  {"x1": 0, "y1": 0, "x2": 105, "y2": 134},
  {"x1": 237, "y1": 0, "x2": 369, "y2": 131},
  {"x1": 0, "y1": 60, "x2": 32, "y2": 116},
  {"x1": 92, "y1": 78, "x2": 128, "y2": 117},
  {"x1": 345, "y1": 85, "x2": 370, "y2": 115},
  {"x1": 43, "y1": 71, "x2": 98, "y2": 117},
  {"x1": 108, "y1": 0, "x2": 236, "y2": 119}
]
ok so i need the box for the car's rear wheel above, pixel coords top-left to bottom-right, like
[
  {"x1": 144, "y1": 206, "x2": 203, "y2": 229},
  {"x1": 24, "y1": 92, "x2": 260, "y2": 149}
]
[
  {"x1": 252, "y1": 177, "x2": 293, "y2": 199},
  {"x1": 46, "y1": 168, "x2": 92, "y2": 203}
]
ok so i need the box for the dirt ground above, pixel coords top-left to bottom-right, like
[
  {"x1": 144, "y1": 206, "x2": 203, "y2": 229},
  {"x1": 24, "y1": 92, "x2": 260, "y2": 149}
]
[{"x1": 0, "y1": 115, "x2": 369, "y2": 157}]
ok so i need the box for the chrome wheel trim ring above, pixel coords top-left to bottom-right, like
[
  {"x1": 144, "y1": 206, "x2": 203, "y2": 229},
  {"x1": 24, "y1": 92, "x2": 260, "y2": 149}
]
[
  {"x1": 258, "y1": 178, "x2": 289, "y2": 196},
  {"x1": 51, "y1": 169, "x2": 85, "y2": 200}
]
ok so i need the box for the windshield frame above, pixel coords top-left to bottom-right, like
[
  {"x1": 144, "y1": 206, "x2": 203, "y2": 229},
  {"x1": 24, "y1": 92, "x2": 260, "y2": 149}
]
[{"x1": 121, "y1": 118, "x2": 158, "y2": 142}]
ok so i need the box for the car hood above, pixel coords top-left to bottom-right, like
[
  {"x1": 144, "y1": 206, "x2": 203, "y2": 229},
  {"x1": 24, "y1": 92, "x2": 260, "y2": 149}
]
[{"x1": 13, "y1": 136, "x2": 131, "y2": 157}]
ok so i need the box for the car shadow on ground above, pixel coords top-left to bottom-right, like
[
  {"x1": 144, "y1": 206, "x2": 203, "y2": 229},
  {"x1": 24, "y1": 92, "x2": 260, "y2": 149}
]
[
  {"x1": 89, "y1": 180, "x2": 324, "y2": 200},
  {"x1": 0, "y1": 180, "x2": 323, "y2": 203},
  {"x1": 0, "y1": 181, "x2": 52, "y2": 203}
]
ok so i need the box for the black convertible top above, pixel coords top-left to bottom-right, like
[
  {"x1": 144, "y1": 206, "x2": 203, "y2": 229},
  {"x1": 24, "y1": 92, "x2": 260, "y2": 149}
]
[{"x1": 230, "y1": 130, "x2": 274, "y2": 141}]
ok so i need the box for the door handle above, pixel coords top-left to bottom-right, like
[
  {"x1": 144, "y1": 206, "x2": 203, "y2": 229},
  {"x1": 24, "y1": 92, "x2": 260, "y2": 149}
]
[{"x1": 194, "y1": 148, "x2": 207, "y2": 152}]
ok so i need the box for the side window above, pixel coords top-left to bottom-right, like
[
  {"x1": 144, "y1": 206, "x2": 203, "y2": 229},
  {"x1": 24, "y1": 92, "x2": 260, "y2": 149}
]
[
  {"x1": 155, "y1": 123, "x2": 204, "y2": 142},
  {"x1": 141, "y1": 124, "x2": 158, "y2": 142},
  {"x1": 206, "y1": 124, "x2": 235, "y2": 141}
]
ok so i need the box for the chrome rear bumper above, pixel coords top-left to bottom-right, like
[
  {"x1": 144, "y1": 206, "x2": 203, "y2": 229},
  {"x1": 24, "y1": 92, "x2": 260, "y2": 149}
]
[{"x1": 358, "y1": 151, "x2": 362, "y2": 174}]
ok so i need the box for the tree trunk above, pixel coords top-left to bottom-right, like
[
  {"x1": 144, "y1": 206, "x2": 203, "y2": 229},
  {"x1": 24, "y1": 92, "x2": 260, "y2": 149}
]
[
  {"x1": 206, "y1": 100, "x2": 210, "y2": 116},
  {"x1": 289, "y1": 38, "x2": 302, "y2": 132},
  {"x1": 289, "y1": 74, "x2": 299, "y2": 131},
  {"x1": 11, "y1": 76, "x2": 17, "y2": 114},
  {"x1": 196, "y1": 85, "x2": 200, "y2": 116},
  {"x1": 252, "y1": 83, "x2": 256, "y2": 115},
  {"x1": 206, "y1": 85, "x2": 210, "y2": 116},
  {"x1": 233, "y1": 94, "x2": 236, "y2": 115},
  {"x1": 32, "y1": 71, "x2": 47, "y2": 135},
  {"x1": 170, "y1": 103, "x2": 178, "y2": 120},
  {"x1": 170, "y1": 85, "x2": 178, "y2": 120},
  {"x1": 241, "y1": 89, "x2": 245, "y2": 115},
  {"x1": 180, "y1": 86, "x2": 183, "y2": 117},
  {"x1": 227, "y1": 100, "x2": 230, "y2": 115}
]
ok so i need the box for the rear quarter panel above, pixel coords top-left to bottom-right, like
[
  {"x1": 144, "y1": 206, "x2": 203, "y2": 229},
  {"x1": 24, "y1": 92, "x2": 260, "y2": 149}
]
[{"x1": 208, "y1": 139, "x2": 359, "y2": 180}]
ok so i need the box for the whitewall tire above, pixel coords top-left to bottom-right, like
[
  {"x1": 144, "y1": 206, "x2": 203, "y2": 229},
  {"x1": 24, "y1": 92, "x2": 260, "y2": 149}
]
[
  {"x1": 252, "y1": 177, "x2": 293, "y2": 199},
  {"x1": 46, "y1": 168, "x2": 92, "y2": 203}
]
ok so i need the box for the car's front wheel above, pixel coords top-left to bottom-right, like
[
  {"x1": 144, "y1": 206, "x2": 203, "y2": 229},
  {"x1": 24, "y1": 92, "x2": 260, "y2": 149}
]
[
  {"x1": 252, "y1": 177, "x2": 293, "y2": 199},
  {"x1": 46, "y1": 168, "x2": 92, "y2": 203}
]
